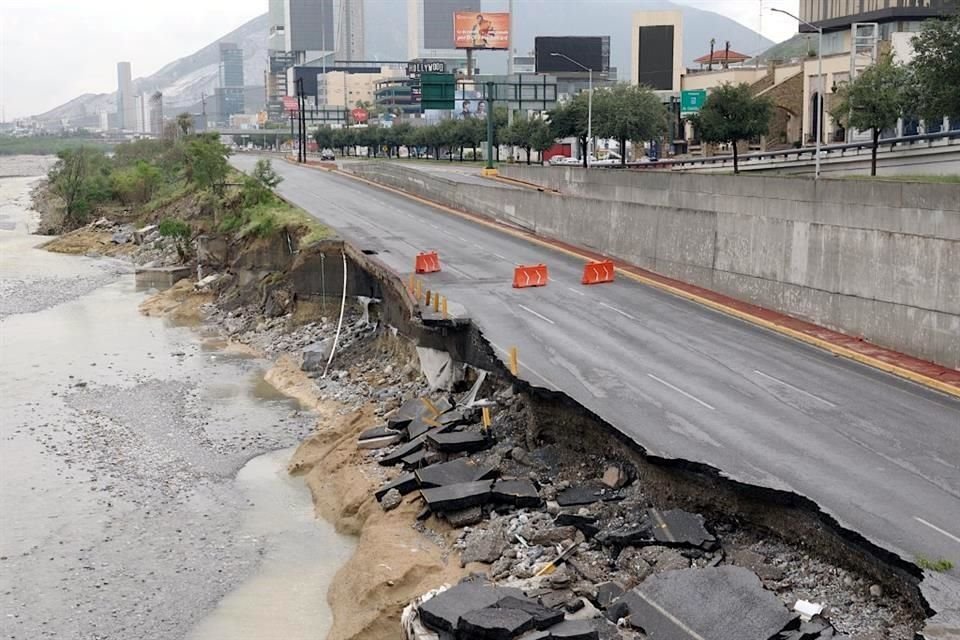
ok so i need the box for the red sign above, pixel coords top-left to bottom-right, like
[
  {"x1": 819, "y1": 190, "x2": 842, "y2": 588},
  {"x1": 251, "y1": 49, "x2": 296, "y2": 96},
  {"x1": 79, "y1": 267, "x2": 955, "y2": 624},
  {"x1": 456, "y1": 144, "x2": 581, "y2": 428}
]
[
  {"x1": 283, "y1": 96, "x2": 299, "y2": 112},
  {"x1": 351, "y1": 107, "x2": 369, "y2": 123}
]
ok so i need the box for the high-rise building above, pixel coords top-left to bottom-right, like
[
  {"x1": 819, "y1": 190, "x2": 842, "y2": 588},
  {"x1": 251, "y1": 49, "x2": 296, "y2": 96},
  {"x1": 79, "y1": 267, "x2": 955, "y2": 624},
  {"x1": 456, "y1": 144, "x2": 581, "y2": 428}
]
[
  {"x1": 630, "y1": 11, "x2": 683, "y2": 91},
  {"x1": 407, "y1": 0, "x2": 479, "y2": 60},
  {"x1": 285, "y1": 0, "x2": 336, "y2": 63},
  {"x1": 336, "y1": 0, "x2": 365, "y2": 61},
  {"x1": 116, "y1": 62, "x2": 136, "y2": 130},
  {"x1": 217, "y1": 42, "x2": 245, "y2": 123}
]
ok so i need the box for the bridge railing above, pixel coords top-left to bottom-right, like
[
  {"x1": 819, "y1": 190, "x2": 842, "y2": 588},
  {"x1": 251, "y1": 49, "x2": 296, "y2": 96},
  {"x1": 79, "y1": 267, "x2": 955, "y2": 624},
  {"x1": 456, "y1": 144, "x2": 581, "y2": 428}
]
[{"x1": 621, "y1": 129, "x2": 960, "y2": 171}]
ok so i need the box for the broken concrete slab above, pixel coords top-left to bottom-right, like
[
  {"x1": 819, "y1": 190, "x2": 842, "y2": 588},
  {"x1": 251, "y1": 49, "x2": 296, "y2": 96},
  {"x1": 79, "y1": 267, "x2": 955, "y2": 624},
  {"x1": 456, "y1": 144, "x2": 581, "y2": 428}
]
[
  {"x1": 406, "y1": 416, "x2": 433, "y2": 440},
  {"x1": 390, "y1": 397, "x2": 428, "y2": 424},
  {"x1": 647, "y1": 509, "x2": 717, "y2": 550},
  {"x1": 459, "y1": 606, "x2": 535, "y2": 640},
  {"x1": 375, "y1": 472, "x2": 419, "y2": 502},
  {"x1": 491, "y1": 479, "x2": 542, "y2": 508},
  {"x1": 495, "y1": 596, "x2": 565, "y2": 630},
  {"x1": 547, "y1": 619, "x2": 600, "y2": 639},
  {"x1": 418, "y1": 580, "x2": 524, "y2": 634},
  {"x1": 596, "y1": 522, "x2": 655, "y2": 548},
  {"x1": 617, "y1": 566, "x2": 796, "y2": 640},
  {"x1": 427, "y1": 430, "x2": 493, "y2": 454},
  {"x1": 416, "y1": 346, "x2": 465, "y2": 391},
  {"x1": 461, "y1": 525, "x2": 508, "y2": 565},
  {"x1": 417, "y1": 458, "x2": 498, "y2": 489},
  {"x1": 554, "y1": 512, "x2": 600, "y2": 539},
  {"x1": 438, "y1": 409, "x2": 472, "y2": 428},
  {"x1": 379, "y1": 435, "x2": 426, "y2": 466},
  {"x1": 357, "y1": 425, "x2": 402, "y2": 449},
  {"x1": 594, "y1": 582, "x2": 625, "y2": 609},
  {"x1": 447, "y1": 505, "x2": 484, "y2": 528},
  {"x1": 301, "y1": 338, "x2": 333, "y2": 371},
  {"x1": 401, "y1": 449, "x2": 441, "y2": 469},
  {"x1": 556, "y1": 484, "x2": 623, "y2": 507},
  {"x1": 420, "y1": 480, "x2": 493, "y2": 513}
]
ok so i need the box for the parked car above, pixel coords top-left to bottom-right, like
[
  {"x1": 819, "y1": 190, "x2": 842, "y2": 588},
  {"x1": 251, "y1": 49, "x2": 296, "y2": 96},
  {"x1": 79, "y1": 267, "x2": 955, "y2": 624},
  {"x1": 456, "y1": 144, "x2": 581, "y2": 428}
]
[
  {"x1": 320, "y1": 148, "x2": 335, "y2": 161},
  {"x1": 547, "y1": 155, "x2": 570, "y2": 165},
  {"x1": 558, "y1": 156, "x2": 583, "y2": 166}
]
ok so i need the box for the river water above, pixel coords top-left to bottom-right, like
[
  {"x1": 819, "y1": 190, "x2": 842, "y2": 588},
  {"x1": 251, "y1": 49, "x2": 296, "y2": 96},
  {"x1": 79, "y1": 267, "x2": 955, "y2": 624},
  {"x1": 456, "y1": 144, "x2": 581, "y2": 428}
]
[{"x1": 0, "y1": 158, "x2": 354, "y2": 639}]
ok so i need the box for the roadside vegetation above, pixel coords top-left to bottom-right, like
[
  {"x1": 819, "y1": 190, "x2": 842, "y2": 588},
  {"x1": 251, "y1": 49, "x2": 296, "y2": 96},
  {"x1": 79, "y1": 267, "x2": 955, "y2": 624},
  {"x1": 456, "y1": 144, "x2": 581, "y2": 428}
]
[
  {"x1": 44, "y1": 135, "x2": 327, "y2": 245},
  {"x1": 915, "y1": 556, "x2": 955, "y2": 572},
  {"x1": 0, "y1": 133, "x2": 112, "y2": 156}
]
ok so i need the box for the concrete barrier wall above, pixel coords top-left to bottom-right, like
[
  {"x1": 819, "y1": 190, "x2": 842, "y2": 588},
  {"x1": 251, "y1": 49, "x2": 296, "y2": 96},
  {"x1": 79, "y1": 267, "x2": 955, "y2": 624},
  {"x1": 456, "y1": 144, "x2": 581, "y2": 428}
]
[{"x1": 346, "y1": 162, "x2": 960, "y2": 369}]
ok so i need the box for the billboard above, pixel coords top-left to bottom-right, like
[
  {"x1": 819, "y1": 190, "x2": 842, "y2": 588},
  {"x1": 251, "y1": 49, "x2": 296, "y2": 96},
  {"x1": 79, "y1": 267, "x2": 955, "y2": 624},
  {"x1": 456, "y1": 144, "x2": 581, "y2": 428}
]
[
  {"x1": 637, "y1": 25, "x2": 675, "y2": 90},
  {"x1": 534, "y1": 36, "x2": 609, "y2": 74},
  {"x1": 454, "y1": 12, "x2": 510, "y2": 49}
]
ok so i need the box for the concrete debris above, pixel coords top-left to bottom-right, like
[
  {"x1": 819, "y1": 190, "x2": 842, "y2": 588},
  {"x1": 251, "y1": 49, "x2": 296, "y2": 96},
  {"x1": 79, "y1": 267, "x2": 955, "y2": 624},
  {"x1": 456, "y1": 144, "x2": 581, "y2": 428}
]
[
  {"x1": 459, "y1": 606, "x2": 535, "y2": 639},
  {"x1": 794, "y1": 599, "x2": 825, "y2": 620},
  {"x1": 426, "y1": 430, "x2": 493, "y2": 454},
  {"x1": 357, "y1": 425, "x2": 402, "y2": 449},
  {"x1": 381, "y1": 488, "x2": 403, "y2": 511},
  {"x1": 461, "y1": 524, "x2": 509, "y2": 565},
  {"x1": 545, "y1": 619, "x2": 599, "y2": 639},
  {"x1": 301, "y1": 339, "x2": 333, "y2": 371},
  {"x1": 492, "y1": 479, "x2": 542, "y2": 508},
  {"x1": 379, "y1": 436, "x2": 427, "y2": 466},
  {"x1": 401, "y1": 449, "x2": 440, "y2": 469},
  {"x1": 614, "y1": 566, "x2": 797, "y2": 640},
  {"x1": 375, "y1": 472, "x2": 419, "y2": 502},
  {"x1": 417, "y1": 579, "x2": 523, "y2": 634},
  {"x1": 495, "y1": 596, "x2": 565, "y2": 630},
  {"x1": 417, "y1": 458, "x2": 498, "y2": 488},
  {"x1": 647, "y1": 508, "x2": 717, "y2": 551},
  {"x1": 416, "y1": 346, "x2": 465, "y2": 391},
  {"x1": 406, "y1": 416, "x2": 432, "y2": 440},
  {"x1": 133, "y1": 224, "x2": 158, "y2": 244},
  {"x1": 600, "y1": 465, "x2": 627, "y2": 490},
  {"x1": 421, "y1": 480, "x2": 494, "y2": 513},
  {"x1": 556, "y1": 484, "x2": 623, "y2": 507},
  {"x1": 447, "y1": 506, "x2": 485, "y2": 528},
  {"x1": 594, "y1": 582, "x2": 625, "y2": 609}
]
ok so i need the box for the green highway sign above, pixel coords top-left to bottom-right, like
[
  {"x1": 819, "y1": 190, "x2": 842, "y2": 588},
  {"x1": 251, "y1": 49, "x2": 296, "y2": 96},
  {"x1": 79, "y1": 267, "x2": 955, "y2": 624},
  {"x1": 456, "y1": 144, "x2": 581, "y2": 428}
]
[
  {"x1": 680, "y1": 89, "x2": 707, "y2": 116},
  {"x1": 420, "y1": 73, "x2": 456, "y2": 111}
]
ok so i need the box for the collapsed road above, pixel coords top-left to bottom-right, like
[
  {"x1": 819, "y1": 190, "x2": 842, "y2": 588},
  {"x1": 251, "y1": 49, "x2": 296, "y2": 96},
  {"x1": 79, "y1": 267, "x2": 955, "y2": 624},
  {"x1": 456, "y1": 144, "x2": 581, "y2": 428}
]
[{"x1": 229, "y1": 156, "x2": 960, "y2": 615}]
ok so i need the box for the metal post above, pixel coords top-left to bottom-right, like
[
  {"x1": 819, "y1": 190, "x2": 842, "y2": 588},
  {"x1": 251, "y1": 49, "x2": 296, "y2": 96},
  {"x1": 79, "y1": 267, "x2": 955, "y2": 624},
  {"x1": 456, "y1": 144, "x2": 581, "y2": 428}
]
[
  {"x1": 587, "y1": 67, "x2": 593, "y2": 167},
  {"x1": 815, "y1": 27, "x2": 823, "y2": 179},
  {"x1": 485, "y1": 81, "x2": 495, "y2": 171}
]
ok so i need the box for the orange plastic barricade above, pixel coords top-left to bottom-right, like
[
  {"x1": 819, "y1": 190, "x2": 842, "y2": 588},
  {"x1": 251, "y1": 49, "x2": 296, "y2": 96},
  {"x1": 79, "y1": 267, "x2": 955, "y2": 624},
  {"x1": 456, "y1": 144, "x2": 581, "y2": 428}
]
[
  {"x1": 414, "y1": 251, "x2": 441, "y2": 274},
  {"x1": 581, "y1": 260, "x2": 615, "y2": 285},
  {"x1": 512, "y1": 264, "x2": 549, "y2": 288}
]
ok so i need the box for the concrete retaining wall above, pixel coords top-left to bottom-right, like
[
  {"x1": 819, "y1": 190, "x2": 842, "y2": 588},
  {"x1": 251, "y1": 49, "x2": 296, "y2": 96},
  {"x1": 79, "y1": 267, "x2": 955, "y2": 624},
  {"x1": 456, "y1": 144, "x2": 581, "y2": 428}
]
[{"x1": 346, "y1": 162, "x2": 960, "y2": 369}]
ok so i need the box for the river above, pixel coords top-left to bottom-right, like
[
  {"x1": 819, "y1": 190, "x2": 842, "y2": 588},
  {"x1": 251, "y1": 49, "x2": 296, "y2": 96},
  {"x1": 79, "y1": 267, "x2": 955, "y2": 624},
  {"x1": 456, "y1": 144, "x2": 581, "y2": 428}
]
[{"x1": 0, "y1": 157, "x2": 354, "y2": 640}]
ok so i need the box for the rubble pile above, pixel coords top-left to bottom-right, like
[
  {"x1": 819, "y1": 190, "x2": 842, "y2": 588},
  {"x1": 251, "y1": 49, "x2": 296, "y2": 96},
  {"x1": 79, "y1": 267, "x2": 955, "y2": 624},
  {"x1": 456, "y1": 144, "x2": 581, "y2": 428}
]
[
  {"x1": 84, "y1": 218, "x2": 184, "y2": 266},
  {"x1": 369, "y1": 384, "x2": 917, "y2": 640}
]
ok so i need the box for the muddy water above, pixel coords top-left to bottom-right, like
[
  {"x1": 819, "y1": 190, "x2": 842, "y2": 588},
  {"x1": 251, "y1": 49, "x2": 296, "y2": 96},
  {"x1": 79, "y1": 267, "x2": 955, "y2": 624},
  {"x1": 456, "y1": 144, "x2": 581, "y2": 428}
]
[{"x1": 0, "y1": 161, "x2": 354, "y2": 639}]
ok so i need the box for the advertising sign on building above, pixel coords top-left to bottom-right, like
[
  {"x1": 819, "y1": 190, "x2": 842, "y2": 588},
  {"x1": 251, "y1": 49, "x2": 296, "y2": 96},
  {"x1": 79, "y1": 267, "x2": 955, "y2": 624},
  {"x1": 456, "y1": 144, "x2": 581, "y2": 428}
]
[
  {"x1": 453, "y1": 12, "x2": 510, "y2": 49},
  {"x1": 351, "y1": 107, "x2": 369, "y2": 123},
  {"x1": 282, "y1": 96, "x2": 299, "y2": 113},
  {"x1": 407, "y1": 60, "x2": 447, "y2": 77}
]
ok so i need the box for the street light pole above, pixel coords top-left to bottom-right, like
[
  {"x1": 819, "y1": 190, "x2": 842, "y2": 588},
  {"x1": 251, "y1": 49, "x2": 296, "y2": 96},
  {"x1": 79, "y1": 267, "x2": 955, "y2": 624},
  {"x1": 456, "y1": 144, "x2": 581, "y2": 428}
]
[
  {"x1": 550, "y1": 52, "x2": 593, "y2": 168},
  {"x1": 771, "y1": 7, "x2": 823, "y2": 179}
]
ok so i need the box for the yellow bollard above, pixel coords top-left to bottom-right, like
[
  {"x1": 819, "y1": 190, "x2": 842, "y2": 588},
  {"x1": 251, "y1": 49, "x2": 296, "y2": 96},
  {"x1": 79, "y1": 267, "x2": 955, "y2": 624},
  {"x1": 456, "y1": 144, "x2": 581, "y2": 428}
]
[
  {"x1": 509, "y1": 346, "x2": 519, "y2": 376},
  {"x1": 442, "y1": 296, "x2": 449, "y2": 319},
  {"x1": 420, "y1": 397, "x2": 441, "y2": 417},
  {"x1": 414, "y1": 278, "x2": 422, "y2": 299},
  {"x1": 425, "y1": 290, "x2": 431, "y2": 306},
  {"x1": 433, "y1": 292, "x2": 440, "y2": 312},
  {"x1": 482, "y1": 407, "x2": 492, "y2": 429},
  {"x1": 408, "y1": 273, "x2": 415, "y2": 293}
]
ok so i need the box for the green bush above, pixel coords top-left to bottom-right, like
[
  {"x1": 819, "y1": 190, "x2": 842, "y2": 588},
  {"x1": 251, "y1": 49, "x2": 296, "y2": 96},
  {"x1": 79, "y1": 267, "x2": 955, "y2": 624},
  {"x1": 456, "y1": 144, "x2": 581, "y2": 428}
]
[
  {"x1": 252, "y1": 158, "x2": 282, "y2": 188},
  {"x1": 240, "y1": 175, "x2": 275, "y2": 208},
  {"x1": 916, "y1": 556, "x2": 955, "y2": 572},
  {"x1": 158, "y1": 218, "x2": 191, "y2": 239},
  {"x1": 111, "y1": 161, "x2": 163, "y2": 205}
]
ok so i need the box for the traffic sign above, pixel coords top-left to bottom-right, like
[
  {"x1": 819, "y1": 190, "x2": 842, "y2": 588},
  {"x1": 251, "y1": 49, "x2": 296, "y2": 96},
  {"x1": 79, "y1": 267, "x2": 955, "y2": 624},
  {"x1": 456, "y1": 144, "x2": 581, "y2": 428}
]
[
  {"x1": 420, "y1": 73, "x2": 456, "y2": 111},
  {"x1": 351, "y1": 107, "x2": 369, "y2": 123},
  {"x1": 680, "y1": 89, "x2": 707, "y2": 116}
]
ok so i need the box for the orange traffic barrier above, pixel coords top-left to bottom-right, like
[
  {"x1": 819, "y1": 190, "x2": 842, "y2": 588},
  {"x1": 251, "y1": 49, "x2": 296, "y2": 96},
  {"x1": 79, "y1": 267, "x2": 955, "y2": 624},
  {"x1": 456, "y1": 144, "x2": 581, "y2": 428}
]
[
  {"x1": 415, "y1": 251, "x2": 441, "y2": 274},
  {"x1": 581, "y1": 259, "x2": 615, "y2": 285},
  {"x1": 512, "y1": 264, "x2": 549, "y2": 288}
]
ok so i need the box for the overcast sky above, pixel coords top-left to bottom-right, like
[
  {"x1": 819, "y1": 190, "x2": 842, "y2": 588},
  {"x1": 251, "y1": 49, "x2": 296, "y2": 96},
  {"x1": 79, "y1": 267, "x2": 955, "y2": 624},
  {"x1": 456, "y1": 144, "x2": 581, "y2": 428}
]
[{"x1": 0, "y1": 0, "x2": 800, "y2": 120}]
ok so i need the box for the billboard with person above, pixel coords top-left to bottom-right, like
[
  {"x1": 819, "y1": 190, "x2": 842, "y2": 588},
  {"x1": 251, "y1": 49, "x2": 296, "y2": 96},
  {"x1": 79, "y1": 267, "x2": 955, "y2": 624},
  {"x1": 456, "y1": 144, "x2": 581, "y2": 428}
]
[{"x1": 453, "y1": 12, "x2": 509, "y2": 49}]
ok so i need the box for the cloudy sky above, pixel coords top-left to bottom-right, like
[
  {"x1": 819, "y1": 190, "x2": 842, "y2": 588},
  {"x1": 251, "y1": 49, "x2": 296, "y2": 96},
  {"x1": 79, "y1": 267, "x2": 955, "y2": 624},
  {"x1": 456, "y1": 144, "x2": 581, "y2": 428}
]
[{"x1": 0, "y1": 0, "x2": 800, "y2": 120}]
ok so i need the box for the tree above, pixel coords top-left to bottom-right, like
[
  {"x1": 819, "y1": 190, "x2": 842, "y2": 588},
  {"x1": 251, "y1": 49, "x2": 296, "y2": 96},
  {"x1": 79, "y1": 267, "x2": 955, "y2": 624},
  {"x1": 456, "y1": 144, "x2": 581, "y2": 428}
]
[
  {"x1": 548, "y1": 94, "x2": 590, "y2": 167},
  {"x1": 176, "y1": 112, "x2": 194, "y2": 137},
  {"x1": 314, "y1": 126, "x2": 334, "y2": 151},
  {"x1": 830, "y1": 55, "x2": 909, "y2": 176},
  {"x1": 528, "y1": 119, "x2": 556, "y2": 165},
  {"x1": 48, "y1": 147, "x2": 110, "y2": 225},
  {"x1": 182, "y1": 134, "x2": 230, "y2": 192},
  {"x1": 593, "y1": 85, "x2": 668, "y2": 165},
  {"x1": 909, "y1": 15, "x2": 960, "y2": 123},
  {"x1": 693, "y1": 83, "x2": 772, "y2": 174},
  {"x1": 253, "y1": 158, "x2": 282, "y2": 188}
]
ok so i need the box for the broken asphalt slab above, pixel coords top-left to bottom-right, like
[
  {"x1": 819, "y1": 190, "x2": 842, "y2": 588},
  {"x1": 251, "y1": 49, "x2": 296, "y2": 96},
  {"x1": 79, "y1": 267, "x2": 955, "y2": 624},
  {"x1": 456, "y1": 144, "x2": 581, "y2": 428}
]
[
  {"x1": 416, "y1": 458, "x2": 498, "y2": 488},
  {"x1": 491, "y1": 479, "x2": 542, "y2": 508},
  {"x1": 418, "y1": 580, "x2": 525, "y2": 634},
  {"x1": 495, "y1": 596, "x2": 565, "y2": 630},
  {"x1": 420, "y1": 480, "x2": 494, "y2": 512},
  {"x1": 613, "y1": 566, "x2": 796, "y2": 640},
  {"x1": 555, "y1": 483, "x2": 623, "y2": 507},
  {"x1": 378, "y1": 435, "x2": 426, "y2": 466},
  {"x1": 427, "y1": 430, "x2": 494, "y2": 453},
  {"x1": 647, "y1": 508, "x2": 717, "y2": 551},
  {"x1": 459, "y1": 606, "x2": 535, "y2": 639},
  {"x1": 375, "y1": 472, "x2": 419, "y2": 502}
]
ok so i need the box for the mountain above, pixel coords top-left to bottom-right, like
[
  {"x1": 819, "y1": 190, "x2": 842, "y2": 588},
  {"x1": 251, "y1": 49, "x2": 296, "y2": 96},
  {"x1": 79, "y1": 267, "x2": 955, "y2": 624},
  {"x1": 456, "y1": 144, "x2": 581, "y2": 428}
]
[
  {"x1": 37, "y1": 1, "x2": 773, "y2": 124},
  {"x1": 750, "y1": 32, "x2": 819, "y2": 64},
  {"x1": 33, "y1": 13, "x2": 269, "y2": 125}
]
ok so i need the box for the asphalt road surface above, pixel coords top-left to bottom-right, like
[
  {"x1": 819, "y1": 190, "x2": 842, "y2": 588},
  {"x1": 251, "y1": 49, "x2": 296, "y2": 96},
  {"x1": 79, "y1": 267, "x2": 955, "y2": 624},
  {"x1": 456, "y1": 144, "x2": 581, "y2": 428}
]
[{"x1": 233, "y1": 156, "x2": 960, "y2": 577}]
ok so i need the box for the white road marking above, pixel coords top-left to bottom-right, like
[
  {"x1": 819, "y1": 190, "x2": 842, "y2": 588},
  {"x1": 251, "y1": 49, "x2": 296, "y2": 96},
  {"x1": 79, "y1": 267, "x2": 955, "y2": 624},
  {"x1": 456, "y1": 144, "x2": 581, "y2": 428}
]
[
  {"x1": 915, "y1": 517, "x2": 960, "y2": 544},
  {"x1": 489, "y1": 341, "x2": 560, "y2": 390},
  {"x1": 566, "y1": 287, "x2": 586, "y2": 296},
  {"x1": 518, "y1": 304, "x2": 556, "y2": 325},
  {"x1": 600, "y1": 302, "x2": 636, "y2": 320},
  {"x1": 753, "y1": 370, "x2": 837, "y2": 407},
  {"x1": 456, "y1": 235, "x2": 468, "y2": 242},
  {"x1": 492, "y1": 253, "x2": 511, "y2": 262},
  {"x1": 647, "y1": 374, "x2": 716, "y2": 411},
  {"x1": 631, "y1": 590, "x2": 708, "y2": 640}
]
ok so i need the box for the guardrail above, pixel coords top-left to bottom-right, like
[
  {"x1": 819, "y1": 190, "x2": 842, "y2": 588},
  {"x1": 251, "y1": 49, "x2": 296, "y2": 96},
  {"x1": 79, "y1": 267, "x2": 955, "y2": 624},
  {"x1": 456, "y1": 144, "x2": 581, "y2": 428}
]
[{"x1": 621, "y1": 129, "x2": 960, "y2": 171}]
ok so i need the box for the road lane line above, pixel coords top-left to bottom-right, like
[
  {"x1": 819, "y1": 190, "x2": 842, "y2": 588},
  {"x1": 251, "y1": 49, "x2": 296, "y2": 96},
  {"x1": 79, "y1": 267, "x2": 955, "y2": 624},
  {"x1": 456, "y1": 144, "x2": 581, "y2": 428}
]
[
  {"x1": 647, "y1": 374, "x2": 716, "y2": 410},
  {"x1": 489, "y1": 342, "x2": 560, "y2": 390},
  {"x1": 492, "y1": 253, "x2": 511, "y2": 262},
  {"x1": 600, "y1": 302, "x2": 636, "y2": 320},
  {"x1": 753, "y1": 370, "x2": 837, "y2": 407},
  {"x1": 631, "y1": 590, "x2": 707, "y2": 640},
  {"x1": 566, "y1": 287, "x2": 586, "y2": 296},
  {"x1": 915, "y1": 517, "x2": 960, "y2": 544},
  {"x1": 518, "y1": 304, "x2": 556, "y2": 325}
]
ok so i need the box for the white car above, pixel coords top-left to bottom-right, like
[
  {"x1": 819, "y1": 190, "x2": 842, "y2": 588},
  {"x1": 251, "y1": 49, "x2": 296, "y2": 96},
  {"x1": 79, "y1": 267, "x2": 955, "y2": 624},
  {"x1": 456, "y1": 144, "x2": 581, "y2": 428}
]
[{"x1": 558, "y1": 156, "x2": 583, "y2": 165}]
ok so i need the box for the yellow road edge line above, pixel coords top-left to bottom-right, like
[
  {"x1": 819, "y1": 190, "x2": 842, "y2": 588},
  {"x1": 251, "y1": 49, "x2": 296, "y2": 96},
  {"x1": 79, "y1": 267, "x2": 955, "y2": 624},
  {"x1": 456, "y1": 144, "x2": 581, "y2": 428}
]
[{"x1": 320, "y1": 166, "x2": 960, "y2": 400}]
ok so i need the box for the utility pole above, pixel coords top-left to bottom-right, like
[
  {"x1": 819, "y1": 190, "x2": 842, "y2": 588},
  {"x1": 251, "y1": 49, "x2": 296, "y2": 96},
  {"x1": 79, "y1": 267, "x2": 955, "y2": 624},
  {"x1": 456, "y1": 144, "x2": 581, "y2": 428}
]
[
  {"x1": 550, "y1": 52, "x2": 592, "y2": 167},
  {"x1": 507, "y1": 0, "x2": 514, "y2": 127}
]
